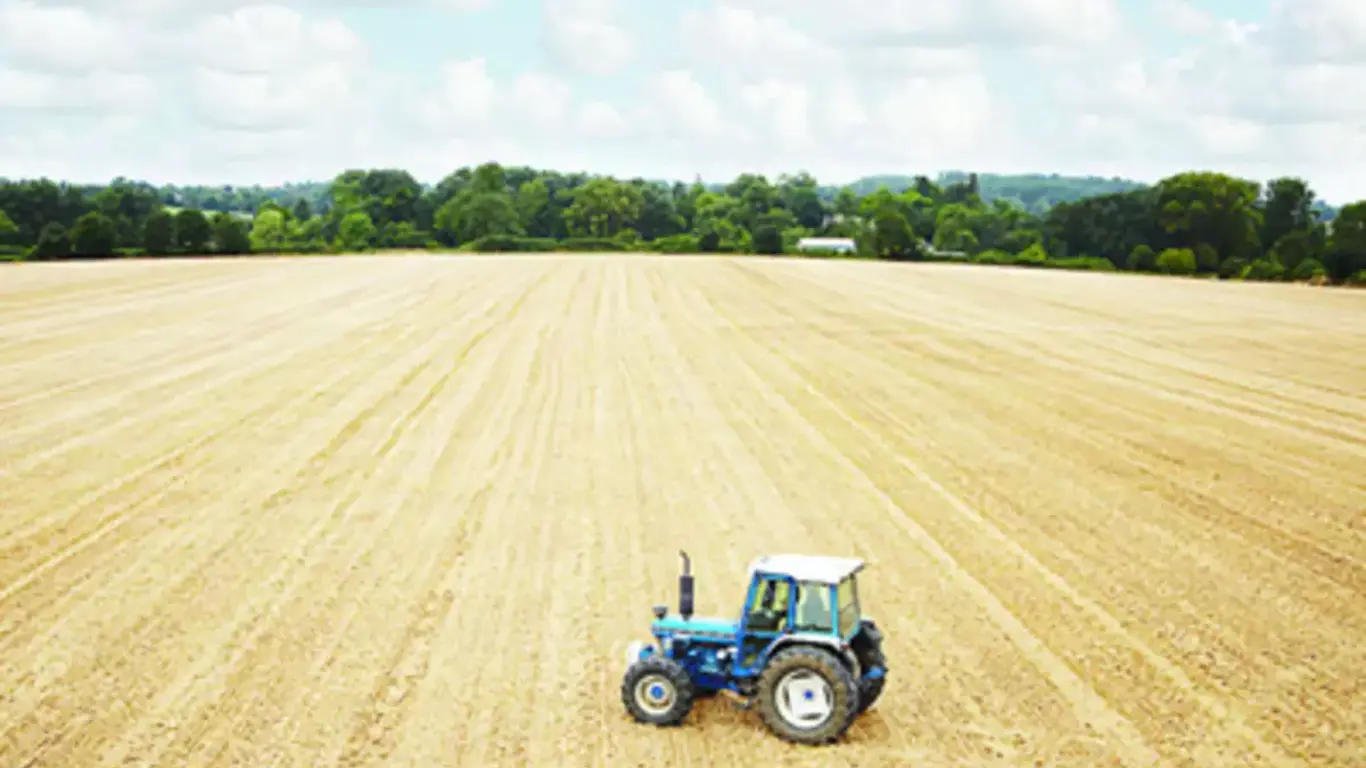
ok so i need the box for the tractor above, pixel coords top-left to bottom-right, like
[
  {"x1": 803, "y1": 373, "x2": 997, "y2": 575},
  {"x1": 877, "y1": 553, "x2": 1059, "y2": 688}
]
[{"x1": 620, "y1": 551, "x2": 887, "y2": 745}]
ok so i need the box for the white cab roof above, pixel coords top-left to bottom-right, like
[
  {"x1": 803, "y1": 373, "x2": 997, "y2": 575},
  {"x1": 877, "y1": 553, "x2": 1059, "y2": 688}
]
[{"x1": 747, "y1": 554, "x2": 864, "y2": 585}]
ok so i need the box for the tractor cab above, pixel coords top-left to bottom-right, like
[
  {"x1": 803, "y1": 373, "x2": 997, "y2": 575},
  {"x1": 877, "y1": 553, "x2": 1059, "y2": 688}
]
[
  {"x1": 733, "y1": 554, "x2": 866, "y2": 673},
  {"x1": 623, "y1": 551, "x2": 887, "y2": 745}
]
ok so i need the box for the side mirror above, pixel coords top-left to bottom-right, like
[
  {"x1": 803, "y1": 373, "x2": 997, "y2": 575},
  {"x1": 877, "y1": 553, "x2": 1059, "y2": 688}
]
[{"x1": 652, "y1": 604, "x2": 667, "y2": 620}]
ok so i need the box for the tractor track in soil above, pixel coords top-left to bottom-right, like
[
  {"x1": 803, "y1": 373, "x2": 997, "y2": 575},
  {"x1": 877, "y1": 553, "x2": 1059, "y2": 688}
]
[{"x1": 1, "y1": 254, "x2": 1362, "y2": 767}]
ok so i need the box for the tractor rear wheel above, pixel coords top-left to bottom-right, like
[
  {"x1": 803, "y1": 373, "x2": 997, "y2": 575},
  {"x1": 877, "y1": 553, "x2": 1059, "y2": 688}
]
[
  {"x1": 855, "y1": 644, "x2": 886, "y2": 714},
  {"x1": 853, "y1": 622, "x2": 887, "y2": 714},
  {"x1": 755, "y1": 646, "x2": 859, "y2": 745},
  {"x1": 621, "y1": 655, "x2": 695, "y2": 727}
]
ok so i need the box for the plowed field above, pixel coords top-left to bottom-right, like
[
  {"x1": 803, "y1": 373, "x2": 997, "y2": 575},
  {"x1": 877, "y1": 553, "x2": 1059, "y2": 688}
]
[{"x1": 2, "y1": 254, "x2": 1364, "y2": 767}]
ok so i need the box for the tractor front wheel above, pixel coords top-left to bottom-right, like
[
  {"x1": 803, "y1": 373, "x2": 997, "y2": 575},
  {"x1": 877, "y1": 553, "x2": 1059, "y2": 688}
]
[
  {"x1": 621, "y1": 656, "x2": 695, "y2": 727},
  {"x1": 756, "y1": 646, "x2": 859, "y2": 745}
]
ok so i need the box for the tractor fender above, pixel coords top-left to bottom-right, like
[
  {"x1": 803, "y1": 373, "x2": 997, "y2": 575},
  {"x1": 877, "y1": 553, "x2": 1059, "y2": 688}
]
[{"x1": 765, "y1": 634, "x2": 860, "y2": 676}]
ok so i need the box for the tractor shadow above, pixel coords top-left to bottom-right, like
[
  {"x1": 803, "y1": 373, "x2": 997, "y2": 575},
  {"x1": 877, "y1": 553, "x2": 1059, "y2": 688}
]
[{"x1": 682, "y1": 692, "x2": 895, "y2": 747}]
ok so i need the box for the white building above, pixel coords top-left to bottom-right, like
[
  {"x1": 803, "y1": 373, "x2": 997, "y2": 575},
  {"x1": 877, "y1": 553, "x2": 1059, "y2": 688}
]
[{"x1": 797, "y1": 237, "x2": 856, "y2": 254}]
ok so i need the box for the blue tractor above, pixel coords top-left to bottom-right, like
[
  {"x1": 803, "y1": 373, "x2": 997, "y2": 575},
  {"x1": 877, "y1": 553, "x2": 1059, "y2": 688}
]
[{"x1": 620, "y1": 551, "x2": 887, "y2": 745}]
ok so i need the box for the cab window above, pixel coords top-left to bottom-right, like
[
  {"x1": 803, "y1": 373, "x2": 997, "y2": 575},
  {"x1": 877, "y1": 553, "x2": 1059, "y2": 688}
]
[
  {"x1": 794, "y1": 581, "x2": 834, "y2": 633},
  {"x1": 746, "y1": 577, "x2": 791, "y2": 633},
  {"x1": 837, "y1": 576, "x2": 859, "y2": 637}
]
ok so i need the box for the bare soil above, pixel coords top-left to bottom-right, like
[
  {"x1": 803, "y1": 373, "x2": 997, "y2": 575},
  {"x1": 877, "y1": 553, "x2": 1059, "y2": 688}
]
[{"x1": 1, "y1": 254, "x2": 1363, "y2": 766}]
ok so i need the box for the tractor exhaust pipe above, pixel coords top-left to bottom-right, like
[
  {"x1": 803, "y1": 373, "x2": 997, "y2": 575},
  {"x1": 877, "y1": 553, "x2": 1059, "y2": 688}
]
[{"x1": 678, "y1": 550, "x2": 694, "y2": 621}]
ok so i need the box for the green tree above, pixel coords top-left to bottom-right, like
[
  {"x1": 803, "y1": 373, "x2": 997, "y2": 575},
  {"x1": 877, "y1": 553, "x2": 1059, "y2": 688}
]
[
  {"x1": 29, "y1": 222, "x2": 70, "y2": 260},
  {"x1": 1045, "y1": 189, "x2": 1159, "y2": 267},
  {"x1": 0, "y1": 210, "x2": 17, "y2": 239},
  {"x1": 292, "y1": 198, "x2": 312, "y2": 222},
  {"x1": 250, "y1": 208, "x2": 290, "y2": 252},
  {"x1": 1193, "y1": 242, "x2": 1220, "y2": 272},
  {"x1": 93, "y1": 179, "x2": 162, "y2": 248},
  {"x1": 872, "y1": 209, "x2": 919, "y2": 260},
  {"x1": 727, "y1": 174, "x2": 779, "y2": 231},
  {"x1": 516, "y1": 179, "x2": 555, "y2": 237},
  {"x1": 752, "y1": 223, "x2": 782, "y2": 254},
  {"x1": 69, "y1": 211, "x2": 118, "y2": 257},
  {"x1": 614, "y1": 228, "x2": 643, "y2": 251},
  {"x1": 1015, "y1": 243, "x2": 1048, "y2": 265},
  {"x1": 143, "y1": 209, "x2": 174, "y2": 255},
  {"x1": 833, "y1": 188, "x2": 859, "y2": 218},
  {"x1": 1126, "y1": 244, "x2": 1156, "y2": 271},
  {"x1": 1268, "y1": 227, "x2": 1326, "y2": 276},
  {"x1": 1156, "y1": 172, "x2": 1262, "y2": 271},
  {"x1": 470, "y1": 162, "x2": 508, "y2": 194},
  {"x1": 674, "y1": 181, "x2": 704, "y2": 230},
  {"x1": 295, "y1": 216, "x2": 328, "y2": 250},
  {"x1": 563, "y1": 178, "x2": 644, "y2": 237},
  {"x1": 211, "y1": 212, "x2": 250, "y2": 254},
  {"x1": 779, "y1": 172, "x2": 827, "y2": 229},
  {"x1": 1155, "y1": 247, "x2": 1197, "y2": 274},
  {"x1": 933, "y1": 204, "x2": 980, "y2": 253},
  {"x1": 1324, "y1": 202, "x2": 1366, "y2": 281},
  {"x1": 382, "y1": 221, "x2": 428, "y2": 248},
  {"x1": 338, "y1": 211, "x2": 377, "y2": 251},
  {"x1": 1290, "y1": 259, "x2": 1327, "y2": 281},
  {"x1": 633, "y1": 182, "x2": 685, "y2": 240},
  {"x1": 1239, "y1": 259, "x2": 1286, "y2": 281},
  {"x1": 434, "y1": 191, "x2": 522, "y2": 245},
  {"x1": 175, "y1": 209, "x2": 212, "y2": 253},
  {"x1": 361, "y1": 169, "x2": 422, "y2": 226},
  {"x1": 1261, "y1": 177, "x2": 1316, "y2": 248}
]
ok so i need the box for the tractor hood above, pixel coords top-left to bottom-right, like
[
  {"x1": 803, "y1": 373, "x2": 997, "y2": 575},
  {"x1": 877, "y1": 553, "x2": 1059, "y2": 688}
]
[{"x1": 652, "y1": 615, "x2": 737, "y2": 640}]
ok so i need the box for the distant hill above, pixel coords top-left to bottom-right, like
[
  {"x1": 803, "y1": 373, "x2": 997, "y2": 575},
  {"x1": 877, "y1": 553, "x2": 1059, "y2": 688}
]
[
  {"x1": 89, "y1": 171, "x2": 1342, "y2": 221},
  {"x1": 825, "y1": 172, "x2": 1147, "y2": 213},
  {"x1": 827, "y1": 172, "x2": 1340, "y2": 219},
  {"x1": 158, "y1": 181, "x2": 332, "y2": 214},
  {"x1": 940, "y1": 171, "x2": 1147, "y2": 210}
]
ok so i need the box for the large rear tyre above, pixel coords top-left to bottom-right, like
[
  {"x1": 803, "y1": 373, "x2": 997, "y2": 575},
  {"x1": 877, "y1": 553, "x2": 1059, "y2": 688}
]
[
  {"x1": 856, "y1": 648, "x2": 886, "y2": 714},
  {"x1": 621, "y1": 656, "x2": 695, "y2": 727},
  {"x1": 853, "y1": 622, "x2": 887, "y2": 714},
  {"x1": 756, "y1": 646, "x2": 859, "y2": 745}
]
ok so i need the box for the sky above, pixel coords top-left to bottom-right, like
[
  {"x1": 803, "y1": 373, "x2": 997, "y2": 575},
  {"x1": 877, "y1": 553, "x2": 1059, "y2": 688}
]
[{"x1": 0, "y1": 0, "x2": 1363, "y2": 203}]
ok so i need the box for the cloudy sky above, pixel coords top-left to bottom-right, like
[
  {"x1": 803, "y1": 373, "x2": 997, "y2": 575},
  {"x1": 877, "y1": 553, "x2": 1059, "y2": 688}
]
[{"x1": 1, "y1": 0, "x2": 1363, "y2": 203}]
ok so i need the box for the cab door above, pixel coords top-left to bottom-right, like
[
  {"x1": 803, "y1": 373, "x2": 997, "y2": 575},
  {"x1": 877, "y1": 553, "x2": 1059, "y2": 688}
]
[{"x1": 736, "y1": 574, "x2": 794, "y2": 673}]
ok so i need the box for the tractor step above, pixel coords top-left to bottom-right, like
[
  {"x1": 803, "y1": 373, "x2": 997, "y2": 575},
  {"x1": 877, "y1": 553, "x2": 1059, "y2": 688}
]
[{"x1": 719, "y1": 690, "x2": 753, "y2": 710}]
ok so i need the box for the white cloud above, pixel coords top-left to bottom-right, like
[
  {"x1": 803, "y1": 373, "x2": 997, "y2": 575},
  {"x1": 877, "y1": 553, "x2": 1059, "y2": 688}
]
[
  {"x1": 190, "y1": 64, "x2": 357, "y2": 130},
  {"x1": 820, "y1": 80, "x2": 870, "y2": 141},
  {"x1": 1266, "y1": 0, "x2": 1366, "y2": 64},
  {"x1": 575, "y1": 101, "x2": 631, "y2": 138},
  {"x1": 0, "y1": 67, "x2": 156, "y2": 110},
  {"x1": 0, "y1": 0, "x2": 1364, "y2": 203},
  {"x1": 542, "y1": 0, "x2": 633, "y2": 75},
  {"x1": 751, "y1": 0, "x2": 1121, "y2": 52},
  {"x1": 422, "y1": 57, "x2": 498, "y2": 128},
  {"x1": 184, "y1": 5, "x2": 370, "y2": 132},
  {"x1": 1157, "y1": 0, "x2": 1221, "y2": 36},
  {"x1": 1192, "y1": 115, "x2": 1268, "y2": 156},
  {"x1": 191, "y1": 5, "x2": 366, "y2": 74},
  {"x1": 508, "y1": 72, "x2": 572, "y2": 130},
  {"x1": 988, "y1": 0, "x2": 1122, "y2": 48},
  {"x1": 0, "y1": 1, "x2": 137, "y2": 71},
  {"x1": 681, "y1": 4, "x2": 838, "y2": 78},
  {"x1": 645, "y1": 69, "x2": 729, "y2": 142},
  {"x1": 671, "y1": 2, "x2": 1017, "y2": 175},
  {"x1": 738, "y1": 79, "x2": 813, "y2": 150}
]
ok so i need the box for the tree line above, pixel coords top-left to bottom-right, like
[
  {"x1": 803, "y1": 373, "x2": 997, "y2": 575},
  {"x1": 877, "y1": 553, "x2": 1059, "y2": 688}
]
[{"x1": 0, "y1": 164, "x2": 1363, "y2": 285}]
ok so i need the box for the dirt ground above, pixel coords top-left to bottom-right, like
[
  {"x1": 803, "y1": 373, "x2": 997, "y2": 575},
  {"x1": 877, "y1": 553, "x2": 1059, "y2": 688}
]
[{"x1": 1, "y1": 254, "x2": 1363, "y2": 767}]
